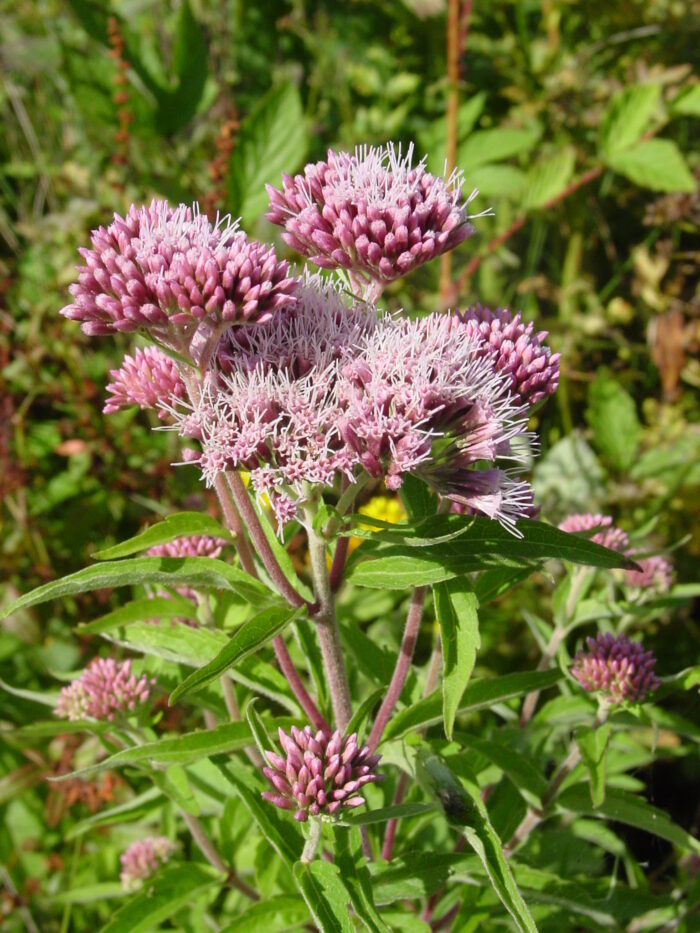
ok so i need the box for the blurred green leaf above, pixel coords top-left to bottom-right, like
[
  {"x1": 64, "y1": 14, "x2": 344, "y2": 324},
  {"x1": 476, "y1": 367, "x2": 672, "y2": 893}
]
[
  {"x1": 600, "y1": 84, "x2": 660, "y2": 157},
  {"x1": 228, "y1": 84, "x2": 308, "y2": 225},
  {"x1": 671, "y1": 84, "x2": 700, "y2": 116},
  {"x1": 219, "y1": 896, "x2": 310, "y2": 933},
  {"x1": 459, "y1": 127, "x2": 541, "y2": 172},
  {"x1": 98, "y1": 864, "x2": 219, "y2": 932},
  {"x1": 608, "y1": 139, "x2": 697, "y2": 193},
  {"x1": 470, "y1": 164, "x2": 526, "y2": 199},
  {"x1": 521, "y1": 148, "x2": 576, "y2": 210},
  {"x1": 576, "y1": 723, "x2": 613, "y2": 807},
  {"x1": 586, "y1": 369, "x2": 641, "y2": 471}
]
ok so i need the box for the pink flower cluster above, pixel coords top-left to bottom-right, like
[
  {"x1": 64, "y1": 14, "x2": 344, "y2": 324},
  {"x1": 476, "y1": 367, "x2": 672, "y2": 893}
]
[
  {"x1": 571, "y1": 633, "x2": 660, "y2": 704},
  {"x1": 558, "y1": 514, "x2": 674, "y2": 592},
  {"x1": 266, "y1": 144, "x2": 488, "y2": 288},
  {"x1": 104, "y1": 346, "x2": 185, "y2": 418},
  {"x1": 146, "y1": 534, "x2": 226, "y2": 623},
  {"x1": 120, "y1": 836, "x2": 176, "y2": 892},
  {"x1": 55, "y1": 658, "x2": 152, "y2": 721},
  {"x1": 624, "y1": 555, "x2": 673, "y2": 591},
  {"x1": 458, "y1": 305, "x2": 560, "y2": 406},
  {"x1": 262, "y1": 726, "x2": 382, "y2": 822},
  {"x1": 61, "y1": 200, "x2": 296, "y2": 359},
  {"x1": 174, "y1": 278, "x2": 538, "y2": 532},
  {"x1": 558, "y1": 514, "x2": 630, "y2": 553}
]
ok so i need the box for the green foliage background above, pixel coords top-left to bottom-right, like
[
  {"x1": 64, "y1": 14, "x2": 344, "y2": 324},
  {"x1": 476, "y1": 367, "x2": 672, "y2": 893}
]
[{"x1": 1, "y1": 0, "x2": 699, "y2": 930}]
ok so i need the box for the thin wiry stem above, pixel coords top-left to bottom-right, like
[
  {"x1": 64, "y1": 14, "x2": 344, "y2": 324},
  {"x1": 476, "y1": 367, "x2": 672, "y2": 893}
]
[
  {"x1": 368, "y1": 586, "x2": 427, "y2": 752},
  {"x1": 438, "y1": 0, "x2": 462, "y2": 304},
  {"x1": 181, "y1": 811, "x2": 258, "y2": 900}
]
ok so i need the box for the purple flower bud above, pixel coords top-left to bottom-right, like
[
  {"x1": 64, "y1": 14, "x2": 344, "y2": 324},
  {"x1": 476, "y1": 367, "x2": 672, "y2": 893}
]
[
  {"x1": 61, "y1": 201, "x2": 297, "y2": 361},
  {"x1": 571, "y1": 633, "x2": 660, "y2": 704},
  {"x1": 262, "y1": 726, "x2": 383, "y2": 821},
  {"x1": 104, "y1": 346, "x2": 185, "y2": 419},
  {"x1": 266, "y1": 143, "x2": 490, "y2": 287},
  {"x1": 457, "y1": 305, "x2": 560, "y2": 406}
]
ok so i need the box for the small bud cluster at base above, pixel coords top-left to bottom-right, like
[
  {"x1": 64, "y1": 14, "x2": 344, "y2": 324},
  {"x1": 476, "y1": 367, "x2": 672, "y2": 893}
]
[
  {"x1": 261, "y1": 726, "x2": 382, "y2": 822},
  {"x1": 571, "y1": 633, "x2": 660, "y2": 704},
  {"x1": 120, "y1": 837, "x2": 176, "y2": 892}
]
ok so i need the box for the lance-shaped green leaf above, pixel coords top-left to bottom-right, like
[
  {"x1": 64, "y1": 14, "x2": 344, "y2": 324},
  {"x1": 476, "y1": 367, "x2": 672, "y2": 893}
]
[
  {"x1": 53, "y1": 721, "x2": 257, "y2": 779},
  {"x1": 456, "y1": 734, "x2": 548, "y2": 809},
  {"x1": 169, "y1": 606, "x2": 303, "y2": 704},
  {"x1": 98, "y1": 863, "x2": 220, "y2": 933},
  {"x1": 0, "y1": 556, "x2": 276, "y2": 623},
  {"x1": 65, "y1": 787, "x2": 164, "y2": 840},
  {"x1": 213, "y1": 757, "x2": 303, "y2": 867},
  {"x1": 246, "y1": 698, "x2": 275, "y2": 764},
  {"x1": 415, "y1": 749, "x2": 537, "y2": 933},
  {"x1": 219, "y1": 896, "x2": 310, "y2": 933},
  {"x1": 576, "y1": 723, "x2": 613, "y2": 807},
  {"x1": 557, "y1": 786, "x2": 700, "y2": 855},
  {"x1": 293, "y1": 861, "x2": 354, "y2": 933},
  {"x1": 383, "y1": 669, "x2": 563, "y2": 743},
  {"x1": 474, "y1": 566, "x2": 536, "y2": 604},
  {"x1": 434, "y1": 579, "x2": 480, "y2": 739},
  {"x1": 333, "y1": 826, "x2": 391, "y2": 932},
  {"x1": 0, "y1": 677, "x2": 59, "y2": 707},
  {"x1": 341, "y1": 802, "x2": 434, "y2": 826},
  {"x1": 92, "y1": 512, "x2": 234, "y2": 560},
  {"x1": 78, "y1": 595, "x2": 198, "y2": 634},
  {"x1": 367, "y1": 853, "x2": 466, "y2": 905}
]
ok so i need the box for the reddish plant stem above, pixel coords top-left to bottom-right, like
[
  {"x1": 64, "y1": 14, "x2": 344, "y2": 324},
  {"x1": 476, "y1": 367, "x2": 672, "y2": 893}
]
[
  {"x1": 455, "y1": 164, "x2": 604, "y2": 292},
  {"x1": 439, "y1": 0, "x2": 462, "y2": 303},
  {"x1": 274, "y1": 635, "x2": 330, "y2": 733},
  {"x1": 225, "y1": 471, "x2": 310, "y2": 611},
  {"x1": 182, "y1": 811, "x2": 258, "y2": 899},
  {"x1": 380, "y1": 772, "x2": 409, "y2": 861},
  {"x1": 212, "y1": 474, "x2": 257, "y2": 575},
  {"x1": 423, "y1": 837, "x2": 466, "y2": 922},
  {"x1": 329, "y1": 535, "x2": 349, "y2": 592},
  {"x1": 431, "y1": 901, "x2": 460, "y2": 932},
  {"x1": 368, "y1": 587, "x2": 427, "y2": 752}
]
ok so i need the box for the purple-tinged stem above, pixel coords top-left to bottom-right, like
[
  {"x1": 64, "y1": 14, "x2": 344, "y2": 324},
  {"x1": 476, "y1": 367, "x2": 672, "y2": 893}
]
[
  {"x1": 368, "y1": 587, "x2": 427, "y2": 752},
  {"x1": 274, "y1": 636, "x2": 330, "y2": 733},
  {"x1": 307, "y1": 522, "x2": 353, "y2": 732},
  {"x1": 225, "y1": 471, "x2": 311, "y2": 611},
  {"x1": 329, "y1": 535, "x2": 349, "y2": 592},
  {"x1": 182, "y1": 811, "x2": 258, "y2": 900}
]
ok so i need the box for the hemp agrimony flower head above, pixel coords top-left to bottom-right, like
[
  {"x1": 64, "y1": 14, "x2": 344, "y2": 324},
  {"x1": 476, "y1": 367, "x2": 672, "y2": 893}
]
[
  {"x1": 261, "y1": 726, "x2": 382, "y2": 822},
  {"x1": 61, "y1": 200, "x2": 297, "y2": 361},
  {"x1": 339, "y1": 311, "x2": 534, "y2": 532},
  {"x1": 266, "y1": 143, "x2": 489, "y2": 294},
  {"x1": 458, "y1": 305, "x2": 560, "y2": 407},
  {"x1": 146, "y1": 534, "x2": 225, "y2": 560},
  {"x1": 623, "y1": 554, "x2": 673, "y2": 592},
  {"x1": 558, "y1": 513, "x2": 630, "y2": 552},
  {"x1": 104, "y1": 346, "x2": 185, "y2": 419},
  {"x1": 571, "y1": 633, "x2": 660, "y2": 704},
  {"x1": 55, "y1": 658, "x2": 152, "y2": 722},
  {"x1": 120, "y1": 837, "x2": 176, "y2": 892},
  {"x1": 173, "y1": 278, "x2": 376, "y2": 527}
]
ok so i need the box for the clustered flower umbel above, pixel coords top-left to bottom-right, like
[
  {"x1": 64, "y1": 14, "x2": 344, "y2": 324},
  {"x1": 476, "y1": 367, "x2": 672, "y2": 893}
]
[
  {"x1": 558, "y1": 513, "x2": 630, "y2": 553},
  {"x1": 60, "y1": 201, "x2": 296, "y2": 361},
  {"x1": 266, "y1": 143, "x2": 491, "y2": 293},
  {"x1": 262, "y1": 726, "x2": 382, "y2": 822},
  {"x1": 120, "y1": 837, "x2": 176, "y2": 892},
  {"x1": 571, "y1": 633, "x2": 660, "y2": 704},
  {"x1": 55, "y1": 658, "x2": 152, "y2": 721},
  {"x1": 61, "y1": 145, "x2": 560, "y2": 535},
  {"x1": 559, "y1": 514, "x2": 674, "y2": 592},
  {"x1": 104, "y1": 345, "x2": 185, "y2": 419},
  {"x1": 624, "y1": 554, "x2": 674, "y2": 591},
  {"x1": 174, "y1": 278, "x2": 551, "y2": 533}
]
